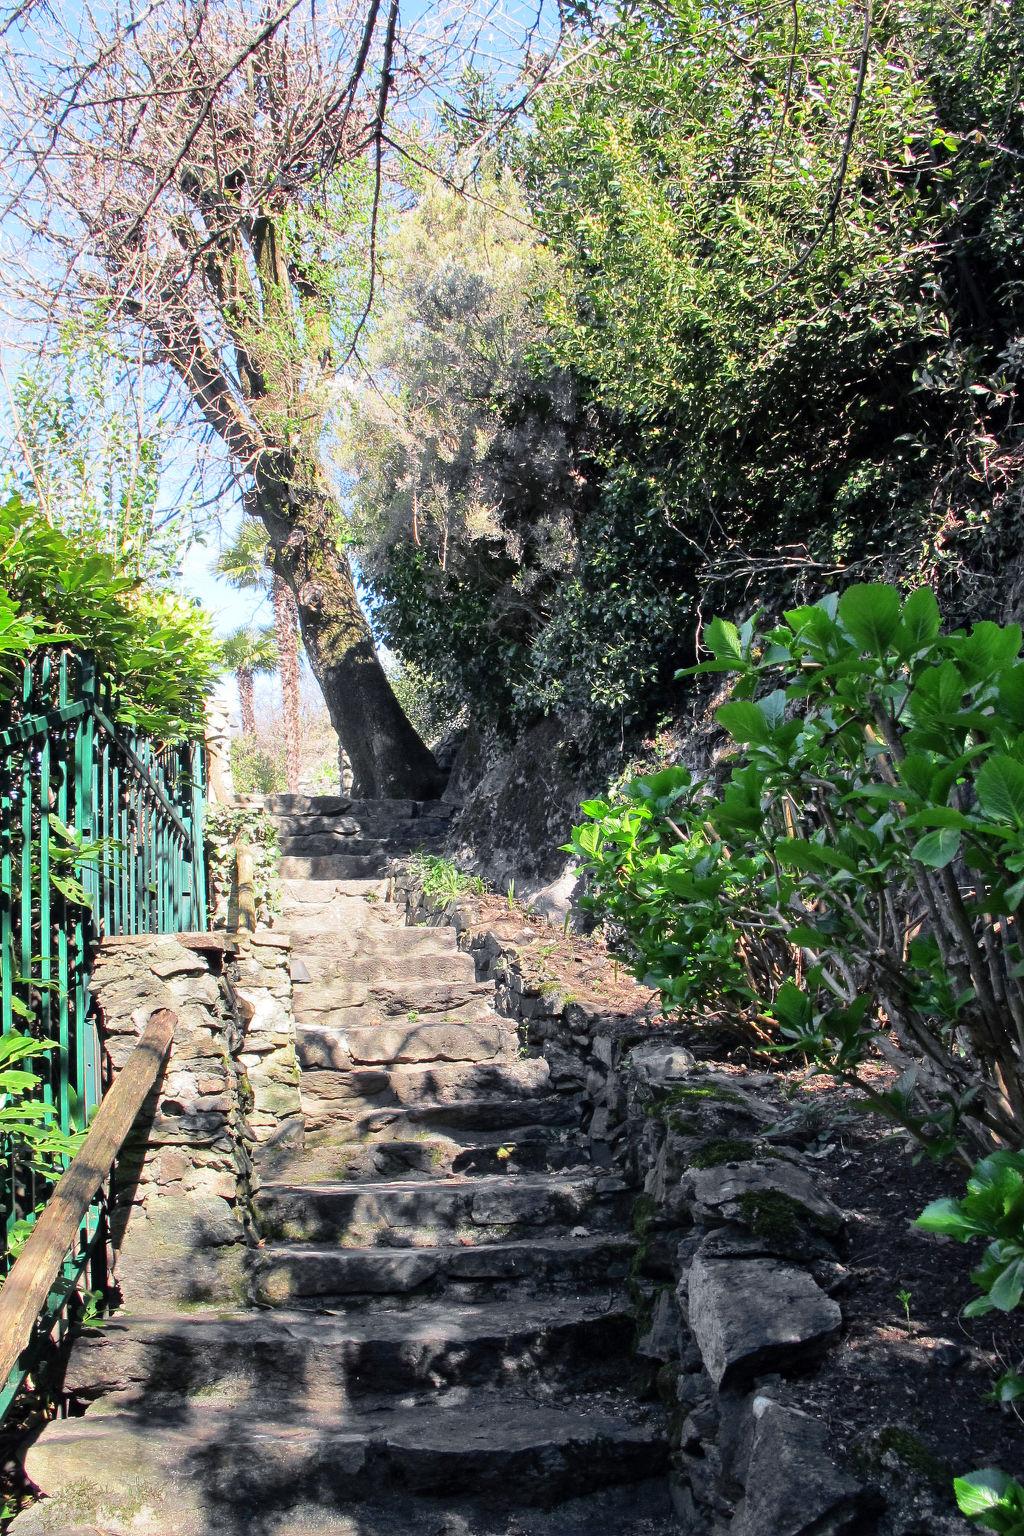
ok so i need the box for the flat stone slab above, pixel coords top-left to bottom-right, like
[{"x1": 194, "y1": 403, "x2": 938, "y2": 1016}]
[
  {"x1": 16, "y1": 1394, "x2": 666, "y2": 1526},
  {"x1": 731, "y1": 1398, "x2": 868, "y2": 1535},
  {"x1": 681, "y1": 1158, "x2": 844, "y2": 1235},
  {"x1": 256, "y1": 1172, "x2": 630, "y2": 1244},
  {"x1": 62, "y1": 1296, "x2": 634, "y2": 1403},
  {"x1": 252, "y1": 1236, "x2": 635, "y2": 1304},
  {"x1": 687, "y1": 1253, "x2": 841, "y2": 1387}
]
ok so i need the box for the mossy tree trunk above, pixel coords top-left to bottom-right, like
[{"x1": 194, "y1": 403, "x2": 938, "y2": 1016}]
[{"x1": 252, "y1": 459, "x2": 444, "y2": 800}]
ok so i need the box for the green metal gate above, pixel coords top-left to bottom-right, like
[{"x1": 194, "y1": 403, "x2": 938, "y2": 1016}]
[{"x1": 0, "y1": 649, "x2": 206, "y2": 1413}]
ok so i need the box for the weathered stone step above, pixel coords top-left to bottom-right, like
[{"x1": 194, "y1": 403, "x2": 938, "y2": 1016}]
[
  {"x1": 281, "y1": 854, "x2": 391, "y2": 880},
  {"x1": 256, "y1": 1172, "x2": 632, "y2": 1245},
  {"x1": 266, "y1": 1127, "x2": 584, "y2": 1185},
  {"x1": 291, "y1": 930, "x2": 460, "y2": 970},
  {"x1": 296, "y1": 1020, "x2": 510, "y2": 1069},
  {"x1": 278, "y1": 835, "x2": 425, "y2": 858},
  {"x1": 294, "y1": 979, "x2": 495, "y2": 1024},
  {"x1": 251, "y1": 1234, "x2": 635, "y2": 1305},
  {"x1": 298, "y1": 1059, "x2": 551, "y2": 1126},
  {"x1": 359, "y1": 1093, "x2": 580, "y2": 1137},
  {"x1": 293, "y1": 950, "x2": 477, "y2": 993},
  {"x1": 62, "y1": 1296, "x2": 636, "y2": 1403},
  {"x1": 280, "y1": 876, "x2": 388, "y2": 907},
  {"x1": 274, "y1": 822, "x2": 453, "y2": 850},
  {"x1": 17, "y1": 1395, "x2": 666, "y2": 1524},
  {"x1": 268, "y1": 793, "x2": 456, "y2": 817}
]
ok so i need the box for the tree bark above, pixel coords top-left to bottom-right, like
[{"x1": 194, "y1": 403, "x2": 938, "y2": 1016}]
[
  {"x1": 236, "y1": 666, "x2": 256, "y2": 735},
  {"x1": 272, "y1": 575, "x2": 303, "y2": 794},
  {"x1": 253, "y1": 459, "x2": 445, "y2": 801}
]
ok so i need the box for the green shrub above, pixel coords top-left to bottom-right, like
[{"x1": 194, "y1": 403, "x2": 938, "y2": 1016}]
[
  {"x1": 568, "y1": 583, "x2": 1024, "y2": 1162},
  {"x1": 407, "y1": 852, "x2": 485, "y2": 902},
  {"x1": 0, "y1": 496, "x2": 217, "y2": 737}
]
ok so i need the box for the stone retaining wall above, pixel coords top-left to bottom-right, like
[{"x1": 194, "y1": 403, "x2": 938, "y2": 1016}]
[
  {"x1": 91, "y1": 932, "x2": 302, "y2": 1309},
  {"x1": 398, "y1": 878, "x2": 884, "y2": 1535}
]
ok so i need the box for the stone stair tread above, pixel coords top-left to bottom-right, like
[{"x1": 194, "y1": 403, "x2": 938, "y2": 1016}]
[
  {"x1": 251, "y1": 1234, "x2": 635, "y2": 1299},
  {"x1": 260, "y1": 1171, "x2": 617, "y2": 1200},
  {"x1": 72, "y1": 1291, "x2": 627, "y2": 1344},
  {"x1": 20, "y1": 1391, "x2": 666, "y2": 1520}
]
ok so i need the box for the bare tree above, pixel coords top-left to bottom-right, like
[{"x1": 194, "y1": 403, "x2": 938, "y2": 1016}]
[{"x1": 0, "y1": 0, "x2": 559, "y2": 794}]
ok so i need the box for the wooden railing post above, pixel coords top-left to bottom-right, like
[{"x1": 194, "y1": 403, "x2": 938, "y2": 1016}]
[{"x1": 0, "y1": 1008, "x2": 176, "y2": 1397}]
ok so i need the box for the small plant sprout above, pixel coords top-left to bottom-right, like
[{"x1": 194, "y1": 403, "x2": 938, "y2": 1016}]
[
  {"x1": 406, "y1": 1010, "x2": 420, "y2": 1022},
  {"x1": 897, "y1": 1287, "x2": 912, "y2": 1323},
  {"x1": 506, "y1": 879, "x2": 516, "y2": 909},
  {"x1": 496, "y1": 1145, "x2": 514, "y2": 1162}
]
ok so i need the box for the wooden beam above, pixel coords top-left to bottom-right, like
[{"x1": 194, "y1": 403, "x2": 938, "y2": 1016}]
[{"x1": 0, "y1": 1007, "x2": 176, "y2": 1390}]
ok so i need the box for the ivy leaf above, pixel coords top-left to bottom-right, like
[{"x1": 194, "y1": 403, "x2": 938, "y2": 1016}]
[{"x1": 837, "y1": 583, "x2": 902, "y2": 654}]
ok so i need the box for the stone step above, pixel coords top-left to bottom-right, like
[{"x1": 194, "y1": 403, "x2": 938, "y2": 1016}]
[
  {"x1": 18, "y1": 1395, "x2": 666, "y2": 1523},
  {"x1": 358, "y1": 1093, "x2": 580, "y2": 1137},
  {"x1": 293, "y1": 979, "x2": 495, "y2": 1023},
  {"x1": 12, "y1": 1480, "x2": 677, "y2": 1536},
  {"x1": 278, "y1": 835, "x2": 426, "y2": 858},
  {"x1": 255, "y1": 1172, "x2": 632, "y2": 1245},
  {"x1": 280, "y1": 877, "x2": 389, "y2": 907},
  {"x1": 266, "y1": 1128, "x2": 585, "y2": 1186},
  {"x1": 296, "y1": 1020, "x2": 511, "y2": 1070},
  {"x1": 62, "y1": 1297, "x2": 637, "y2": 1404},
  {"x1": 291, "y1": 930, "x2": 460, "y2": 970},
  {"x1": 251, "y1": 1234, "x2": 635, "y2": 1305},
  {"x1": 293, "y1": 950, "x2": 477, "y2": 993},
  {"x1": 298, "y1": 1058, "x2": 551, "y2": 1121},
  {"x1": 274, "y1": 822, "x2": 453, "y2": 850},
  {"x1": 268, "y1": 795, "x2": 421, "y2": 817},
  {"x1": 281, "y1": 854, "x2": 392, "y2": 880}
]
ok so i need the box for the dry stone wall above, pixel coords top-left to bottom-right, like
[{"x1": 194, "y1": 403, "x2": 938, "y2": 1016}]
[{"x1": 91, "y1": 932, "x2": 302, "y2": 1310}]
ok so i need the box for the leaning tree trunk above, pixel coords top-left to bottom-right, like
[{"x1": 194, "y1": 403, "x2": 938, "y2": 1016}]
[
  {"x1": 236, "y1": 666, "x2": 257, "y2": 736},
  {"x1": 272, "y1": 575, "x2": 303, "y2": 794},
  {"x1": 253, "y1": 460, "x2": 445, "y2": 801}
]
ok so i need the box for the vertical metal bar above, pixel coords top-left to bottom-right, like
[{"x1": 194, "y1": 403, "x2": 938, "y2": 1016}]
[
  {"x1": 37, "y1": 656, "x2": 54, "y2": 1124},
  {"x1": 72, "y1": 655, "x2": 97, "y2": 1126},
  {"x1": 56, "y1": 655, "x2": 71, "y2": 1138}
]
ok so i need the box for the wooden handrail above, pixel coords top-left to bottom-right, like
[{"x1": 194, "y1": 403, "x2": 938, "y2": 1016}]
[{"x1": 0, "y1": 1007, "x2": 175, "y2": 1388}]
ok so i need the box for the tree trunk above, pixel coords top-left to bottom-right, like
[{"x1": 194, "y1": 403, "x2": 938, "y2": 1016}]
[
  {"x1": 236, "y1": 666, "x2": 256, "y2": 735},
  {"x1": 272, "y1": 575, "x2": 303, "y2": 794},
  {"x1": 253, "y1": 460, "x2": 444, "y2": 801}
]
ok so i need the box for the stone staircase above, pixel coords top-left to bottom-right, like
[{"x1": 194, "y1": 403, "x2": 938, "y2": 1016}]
[{"x1": 13, "y1": 796, "x2": 672, "y2": 1536}]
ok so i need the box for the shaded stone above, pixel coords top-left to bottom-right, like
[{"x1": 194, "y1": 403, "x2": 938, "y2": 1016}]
[
  {"x1": 682, "y1": 1159, "x2": 844, "y2": 1236},
  {"x1": 731, "y1": 1398, "x2": 869, "y2": 1536},
  {"x1": 687, "y1": 1254, "x2": 841, "y2": 1388}
]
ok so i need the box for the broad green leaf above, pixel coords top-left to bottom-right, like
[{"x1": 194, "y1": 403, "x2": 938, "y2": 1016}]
[
  {"x1": 716, "y1": 700, "x2": 772, "y2": 745},
  {"x1": 911, "y1": 828, "x2": 962, "y2": 868},
  {"x1": 896, "y1": 586, "x2": 941, "y2": 653},
  {"x1": 837, "y1": 583, "x2": 902, "y2": 654},
  {"x1": 774, "y1": 838, "x2": 859, "y2": 876},
  {"x1": 954, "y1": 1470, "x2": 1015, "y2": 1518},
  {"x1": 705, "y1": 617, "x2": 743, "y2": 660},
  {"x1": 975, "y1": 755, "x2": 1024, "y2": 827}
]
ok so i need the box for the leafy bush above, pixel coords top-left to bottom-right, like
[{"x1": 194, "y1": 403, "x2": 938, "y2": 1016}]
[
  {"x1": 568, "y1": 584, "x2": 1024, "y2": 1161},
  {"x1": 229, "y1": 737, "x2": 287, "y2": 796},
  {"x1": 917, "y1": 1152, "x2": 1024, "y2": 1314},
  {"x1": 0, "y1": 496, "x2": 217, "y2": 737}
]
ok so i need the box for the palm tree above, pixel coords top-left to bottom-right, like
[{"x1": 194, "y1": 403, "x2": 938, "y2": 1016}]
[
  {"x1": 217, "y1": 519, "x2": 303, "y2": 794},
  {"x1": 220, "y1": 626, "x2": 277, "y2": 737}
]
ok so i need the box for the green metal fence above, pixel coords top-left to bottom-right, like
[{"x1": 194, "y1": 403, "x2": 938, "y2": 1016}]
[{"x1": 0, "y1": 649, "x2": 206, "y2": 1414}]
